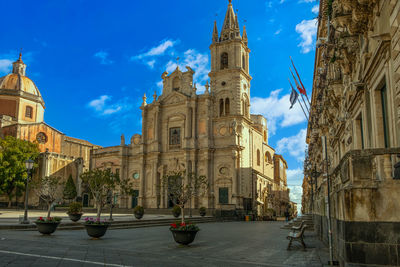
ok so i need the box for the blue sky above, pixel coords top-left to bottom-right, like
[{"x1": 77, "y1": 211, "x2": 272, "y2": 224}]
[{"x1": 0, "y1": 0, "x2": 319, "y2": 211}]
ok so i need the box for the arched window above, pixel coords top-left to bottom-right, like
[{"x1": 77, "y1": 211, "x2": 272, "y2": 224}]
[
  {"x1": 242, "y1": 54, "x2": 246, "y2": 70},
  {"x1": 244, "y1": 98, "x2": 249, "y2": 117},
  {"x1": 265, "y1": 152, "x2": 272, "y2": 163},
  {"x1": 257, "y1": 149, "x2": 261, "y2": 166},
  {"x1": 169, "y1": 127, "x2": 181, "y2": 146},
  {"x1": 225, "y1": 98, "x2": 230, "y2": 116},
  {"x1": 219, "y1": 99, "x2": 224, "y2": 116},
  {"x1": 221, "y1": 52, "x2": 228, "y2": 70},
  {"x1": 25, "y1": 106, "x2": 33, "y2": 119},
  {"x1": 172, "y1": 77, "x2": 180, "y2": 91}
]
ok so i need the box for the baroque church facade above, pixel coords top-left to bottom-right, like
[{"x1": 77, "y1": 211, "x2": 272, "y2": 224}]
[{"x1": 91, "y1": 1, "x2": 290, "y2": 215}]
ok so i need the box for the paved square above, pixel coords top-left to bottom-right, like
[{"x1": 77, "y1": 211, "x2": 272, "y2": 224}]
[{"x1": 0, "y1": 221, "x2": 328, "y2": 266}]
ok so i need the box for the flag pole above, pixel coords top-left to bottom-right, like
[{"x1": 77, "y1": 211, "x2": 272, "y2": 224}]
[
  {"x1": 288, "y1": 79, "x2": 308, "y2": 120},
  {"x1": 290, "y1": 56, "x2": 311, "y2": 106},
  {"x1": 289, "y1": 68, "x2": 310, "y2": 113}
]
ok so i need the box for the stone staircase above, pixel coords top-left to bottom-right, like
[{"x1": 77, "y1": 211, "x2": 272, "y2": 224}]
[
  {"x1": 280, "y1": 214, "x2": 314, "y2": 231},
  {"x1": 15, "y1": 216, "x2": 218, "y2": 231}
]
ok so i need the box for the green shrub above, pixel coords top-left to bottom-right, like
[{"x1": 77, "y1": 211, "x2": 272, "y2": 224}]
[
  {"x1": 172, "y1": 205, "x2": 181, "y2": 217},
  {"x1": 63, "y1": 175, "x2": 77, "y2": 201},
  {"x1": 67, "y1": 202, "x2": 82, "y2": 214},
  {"x1": 199, "y1": 207, "x2": 206, "y2": 216},
  {"x1": 133, "y1": 205, "x2": 144, "y2": 216}
]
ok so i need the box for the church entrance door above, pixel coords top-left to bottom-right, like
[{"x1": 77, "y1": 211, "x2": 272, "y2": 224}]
[
  {"x1": 131, "y1": 190, "x2": 139, "y2": 208},
  {"x1": 83, "y1": 194, "x2": 89, "y2": 207}
]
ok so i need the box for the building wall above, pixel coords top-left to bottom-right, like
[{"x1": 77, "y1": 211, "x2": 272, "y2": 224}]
[{"x1": 304, "y1": 0, "x2": 400, "y2": 266}]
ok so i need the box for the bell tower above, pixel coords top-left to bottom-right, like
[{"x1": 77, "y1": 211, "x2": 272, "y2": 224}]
[{"x1": 209, "y1": 0, "x2": 251, "y2": 118}]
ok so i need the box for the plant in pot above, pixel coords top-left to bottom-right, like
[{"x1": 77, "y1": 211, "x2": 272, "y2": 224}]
[
  {"x1": 31, "y1": 175, "x2": 63, "y2": 235},
  {"x1": 161, "y1": 171, "x2": 208, "y2": 245},
  {"x1": 133, "y1": 205, "x2": 144, "y2": 219},
  {"x1": 80, "y1": 169, "x2": 117, "y2": 239},
  {"x1": 67, "y1": 202, "x2": 83, "y2": 222},
  {"x1": 199, "y1": 207, "x2": 206, "y2": 217},
  {"x1": 172, "y1": 205, "x2": 181, "y2": 218}
]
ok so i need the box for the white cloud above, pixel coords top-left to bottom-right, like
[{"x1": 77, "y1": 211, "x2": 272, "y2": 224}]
[
  {"x1": 287, "y1": 168, "x2": 304, "y2": 186},
  {"x1": 250, "y1": 89, "x2": 306, "y2": 134},
  {"x1": 165, "y1": 49, "x2": 210, "y2": 93},
  {"x1": 0, "y1": 59, "x2": 13, "y2": 75},
  {"x1": 276, "y1": 128, "x2": 307, "y2": 162},
  {"x1": 299, "y1": 0, "x2": 316, "y2": 3},
  {"x1": 288, "y1": 185, "x2": 303, "y2": 213},
  {"x1": 311, "y1": 4, "x2": 319, "y2": 14},
  {"x1": 94, "y1": 51, "x2": 113, "y2": 65},
  {"x1": 146, "y1": 60, "x2": 156, "y2": 69},
  {"x1": 274, "y1": 29, "x2": 282, "y2": 35},
  {"x1": 87, "y1": 95, "x2": 131, "y2": 116},
  {"x1": 133, "y1": 39, "x2": 176, "y2": 60},
  {"x1": 132, "y1": 39, "x2": 178, "y2": 69},
  {"x1": 295, "y1": 19, "x2": 318, "y2": 53}
]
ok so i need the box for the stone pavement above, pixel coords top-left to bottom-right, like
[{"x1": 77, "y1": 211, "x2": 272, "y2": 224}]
[{"x1": 0, "y1": 221, "x2": 330, "y2": 267}]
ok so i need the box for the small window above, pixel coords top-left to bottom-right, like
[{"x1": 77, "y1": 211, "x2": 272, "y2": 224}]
[
  {"x1": 172, "y1": 77, "x2": 180, "y2": 91},
  {"x1": 263, "y1": 131, "x2": 267, "y2": 142},
  {"x1": 242, "y1": 54, "x2": 246, "y2": 70},
  {"x1": 169, "y1": 127, "x2": 181, "y2": 146},
  {"x1": 219, "y1": 187, "x2": 229, "y2": 204},
  {"x1": 219, "y1": 99, "x2": 224, "y2": 116},
  {"x1": 25, "y1": 106, "x2": 33, "y2": 118},
  {"x1": 221, "y1": 52, "x2": 228, "y2": 70},
  {"x1": 265, "y1": 152, "x2": 272, "y2": 163},
  {"x1": 225, "y1": 98, "x2": 230, "y2": 116},
  {"x1": 257, "y1": 150, "x2": 261, "y2": 166}
]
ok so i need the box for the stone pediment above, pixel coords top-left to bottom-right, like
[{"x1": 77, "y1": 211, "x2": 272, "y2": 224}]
[{"x1": 161, "y1": 92, "x2": 186, "y2": 105}]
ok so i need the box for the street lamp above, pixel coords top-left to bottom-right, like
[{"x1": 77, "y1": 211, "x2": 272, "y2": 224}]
[{"x1": 21, "y1": 159, "x2": 34, "y2": 224}]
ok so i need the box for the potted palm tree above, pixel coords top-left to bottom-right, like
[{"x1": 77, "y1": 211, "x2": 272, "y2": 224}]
[
  {"x1": 31, "y1": 175, "x2": 63, "y2": 235},
  {"x1": 67, "y1": 202, "x2": 83, "y2": 222},
  {"x1": 162, "y1": 171, "x2": 208, "y2": 245},
  {"x1": 80, "y1": 169, "x2": 117, "y2": 239}
]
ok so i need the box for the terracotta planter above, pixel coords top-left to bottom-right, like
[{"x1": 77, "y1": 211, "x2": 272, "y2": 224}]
[
  {"x1": 68, "y1": 213, "x2": 83, "y2": 222},
  {"x1": 172, "y1": 212, "x2": 180, "y2": 218},
  {"x1": 85, "y1": 224, "x2": 109, "y2": 238},
  {"x1": 35, "y1": 221, "x2": 60, "y2": 235},
  {"x1": 170, "y1": 229, "x2": 198, "y2": 245},
  {"x1": 199, "y1": 211, "x2": 206, "y2": 217},
  {"x1": 134, "y1": 213, "x2": 143, "y2": 219}
]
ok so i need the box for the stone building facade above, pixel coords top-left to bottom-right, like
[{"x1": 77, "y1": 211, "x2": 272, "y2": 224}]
[
  {"x1": 303, "y1": 0, "x2": 400, "y2": 266},
  {"x1": 91, "y1": 1, "x2": 290, "y2": 216},
  {"x1": 0, "y1": 54, "x2": 100, "y2": 206}
]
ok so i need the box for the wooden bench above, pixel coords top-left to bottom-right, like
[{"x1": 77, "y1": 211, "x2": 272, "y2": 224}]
[
  {"x1": 287, "y1": 224, "x2": 307, "y2": 250},
  {"x1": 291, "y1": 220, "x2": 305, "y2": 232}
]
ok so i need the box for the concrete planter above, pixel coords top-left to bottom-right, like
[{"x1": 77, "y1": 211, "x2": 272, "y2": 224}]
[
  {"x1": 68, "y1": 213, "x2": 83, "y2": 222},
  {"x1": 170, "y1": 229, "x2": 198, "y2": 245},
  {"x1": 134, "y1": 213, "x2": 143, "y2": 219},
  {"x1": 35, "y1": 222, "x2": 60, "y2": 235},
  {"x1": 85, "y1": 224, "x2": 109, "y2": 238}
]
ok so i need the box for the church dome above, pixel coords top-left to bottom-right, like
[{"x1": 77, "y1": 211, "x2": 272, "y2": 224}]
[
  {"x1": 0, "y1": 74, "x2": 41, "y2": 96},
  {"x1": 0, "y1": 53, "x2": 42, "y2": 97}
]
